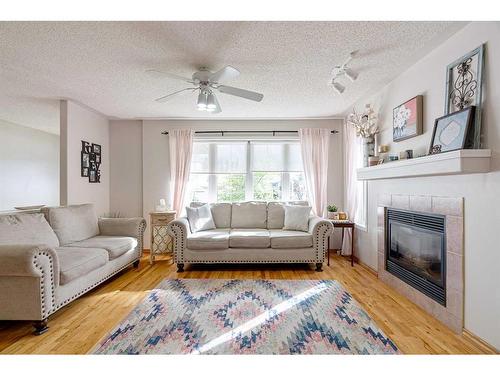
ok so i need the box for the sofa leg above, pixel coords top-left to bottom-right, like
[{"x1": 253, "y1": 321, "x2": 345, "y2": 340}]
[
  {"x1": 315, "y1": 263, "x2": 323, "y2": 272},
  {"x1": 33, "y1": 319, "x2": 49, "y2": 335},
  {"x1": 177, "y1": 263, "x2": 184, "y2": 273},
  {"x1": 133, "y1": 259, "x2": 140, "y2": 269}
]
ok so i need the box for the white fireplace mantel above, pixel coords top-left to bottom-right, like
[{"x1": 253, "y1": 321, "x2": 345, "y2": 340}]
[{"x1": 357, "y1": 149, "x2": 492, "y2": 180}]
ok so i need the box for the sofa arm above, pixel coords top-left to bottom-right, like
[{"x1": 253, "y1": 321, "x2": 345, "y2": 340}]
[
  {"x1": 166, "y1": 217, "x2": 191, "y2": 264},
  {"x1": 308, "y1": 217, "x2": 333, "y2": 263},
  {"x1": 98, "y1": 218, "x2": 147, "y2": 256},
  {"x1": 0, "y1": 244, "x2": 59, "y2": 319}
]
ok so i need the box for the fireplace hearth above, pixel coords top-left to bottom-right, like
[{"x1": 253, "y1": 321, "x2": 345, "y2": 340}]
[{"x1": 386, "y1": 209, "x2": 446, "y2": 305}]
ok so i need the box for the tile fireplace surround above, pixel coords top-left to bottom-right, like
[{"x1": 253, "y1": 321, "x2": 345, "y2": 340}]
[{"x1": 377, "y1": 194, "x2": 464, "y2": 333}]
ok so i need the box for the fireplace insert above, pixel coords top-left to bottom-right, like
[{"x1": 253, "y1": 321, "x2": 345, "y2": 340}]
[{"x1": 386, "y1": 208, "x2": 446, "y2": 305}]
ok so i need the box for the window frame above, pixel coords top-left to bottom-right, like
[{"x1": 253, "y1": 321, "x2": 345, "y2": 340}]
[{"x1": 188, "y1": 139, "x2": 307, "y2": 203}]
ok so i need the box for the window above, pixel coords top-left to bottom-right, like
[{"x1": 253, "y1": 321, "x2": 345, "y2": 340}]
[{"x1": 186, "y1": 140, "x2": 307, "y2": 204}]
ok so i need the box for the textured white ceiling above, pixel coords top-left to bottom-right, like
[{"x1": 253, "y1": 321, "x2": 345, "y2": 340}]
[{"x1": 0, "y1": 21, "x2": 466, "y2": 125}]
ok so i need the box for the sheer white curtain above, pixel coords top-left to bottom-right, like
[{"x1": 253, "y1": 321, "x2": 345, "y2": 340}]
[
  {"x1": 169, "y1": 129, "x2": 194, "y2": 217},
  {"x1": 298, "y1": 128, "x2": 330, "y2": 217},
  {"x1": 342, "y1": 122, "x2": 362, "y2": 255}
]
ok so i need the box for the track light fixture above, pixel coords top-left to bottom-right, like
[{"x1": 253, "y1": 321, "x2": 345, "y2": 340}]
[
  {"x1": 331, "y1": 80, "x2": 345, "y2": 94},
  {"x1": 329, "y1": 50, "x2": 359, "y2": 94}
]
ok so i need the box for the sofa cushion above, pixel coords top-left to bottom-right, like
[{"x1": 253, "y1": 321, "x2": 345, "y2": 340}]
[
  {"x1": 283, "y1": 205, "x2": 312, "y2": 232},
  {"x1": 267, "y1": 202, "x2": 285, "y2": 229},
  {"x1": 210, "y1": 203, "x2": 232, "y2": 228},
  {"x1": 42, "y1": 204, "x2": 99, "y2": 246},
  {"x1": 190, "y1": 202, "x2": 232, "y2": 229},
  {"x1": 66, "y1": 235, "x2": 137, "y2": 259},
  {"x1": 187, "y1": 229, "x2": 230, "y2": 250},
  {"x1": 229, "y1": 229, "x2": 270, "y2": 248},
  {"x1": 186, "y1": 204, "x2": 216, "y2": 232},
  {"x1": 270, "y1": 230, "x2": 313, "y2": 249},
  {"x1": 56, "y1": 247, "x2": 109, "y2": 285},
  {"x1": 0, "y1": 213, "x2": 59, "y2": 248},
  {"x1": 231, "y1": 202, "x2": 267, "y2": 228}
]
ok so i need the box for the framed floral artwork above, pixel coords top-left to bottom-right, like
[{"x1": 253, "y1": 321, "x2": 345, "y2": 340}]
[{"x1": 392, "y1": 95, "x2": 423, "y2": 142}]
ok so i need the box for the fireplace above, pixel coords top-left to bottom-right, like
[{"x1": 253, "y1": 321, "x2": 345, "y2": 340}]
[{"x1": 386, "y1": 208, "x2": 446, "y2": 305}]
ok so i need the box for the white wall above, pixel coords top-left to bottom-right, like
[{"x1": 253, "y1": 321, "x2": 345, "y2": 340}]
[
  {"x1": 60, "y1": 100, "x2": 110, "y2": 216},
  {"x1": 107, "y1": 119, "x2": 344, "y2": 248},
  {"x1": 0, "y1": 120, "x2": 59, "y2": 211},
  {"x1": 351, "y1": 22, "x2": 500, "y2": 349},
  {"x1": 109, "y1": 120, "x2": 143, "y2": 217}
]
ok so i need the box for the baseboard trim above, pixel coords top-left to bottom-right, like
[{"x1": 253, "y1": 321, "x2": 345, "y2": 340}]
[
  {"x1": 357, "y1": 259, "x2": 378, "y2": 277},
  {"x1": 462, "y1": 329, "x2": 498, "y2": 354}
]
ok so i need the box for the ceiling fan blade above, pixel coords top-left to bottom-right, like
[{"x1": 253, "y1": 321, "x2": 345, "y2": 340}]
[
  {"x1": 155, "y1": 88, "x2": 196, "y2": 103},
  {"x1": 217, "y1": 85, "x2": 264, "y2": 102},
  {"x1": 146, "y1": 69, "x2": 194, "y2": 84},
  {"x1": 209, "y1": 66, "x2": 240, "y2": 83}
]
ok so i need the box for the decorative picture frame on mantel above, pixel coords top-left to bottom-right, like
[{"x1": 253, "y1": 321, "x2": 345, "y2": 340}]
[{"x1": 444, "y1": 44, "x2": 485, "y2": 149}]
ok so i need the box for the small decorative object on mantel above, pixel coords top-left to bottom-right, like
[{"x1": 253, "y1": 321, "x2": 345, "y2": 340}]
[
  {"x1": 327, "y1": 204, "x2": 339, "y2": 220},
  {"x1": 393, "y1": 95, "x2": 423, "y2": 142},
  {"x1": 445, "y1": 44, "x2": 484, "y2": 149},
  {"x1": 81, "y1": 140, "x2": 101, "y2": 183},
  {"x1": 429, "y1": 106, "x2": 476, "y2": 155},
  {"x1": 368, "y1": 156, "x2": 380, "y2": 166},
  {"x1": 347, "y1": 104, "x2": 379, "y2": 167}
]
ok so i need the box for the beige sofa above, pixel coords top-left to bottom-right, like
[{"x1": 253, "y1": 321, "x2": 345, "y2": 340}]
[
  {"x1": 167, "y1": 201, "x2": 333, "y2": 272},
  {"x1": 0, "y1": 204, "x2": 146, "y2": 335}
]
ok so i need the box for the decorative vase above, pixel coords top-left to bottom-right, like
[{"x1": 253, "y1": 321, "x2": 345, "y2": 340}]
[
  {"x1": 362, "y1": 135, "x2": 375, "y2": 167},
  {"x1": 328, "y1": 212, "x2": 339, "y2": 220}
]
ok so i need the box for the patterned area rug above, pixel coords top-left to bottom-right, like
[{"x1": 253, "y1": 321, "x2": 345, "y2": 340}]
[{"x1": 92, "y1": 279, "x2": 398, "y2": 354}]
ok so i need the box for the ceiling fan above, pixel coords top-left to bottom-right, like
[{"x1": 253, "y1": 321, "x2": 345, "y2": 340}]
[{"x1": 146, "y1": 66, "x2": 264, "y2": 113}]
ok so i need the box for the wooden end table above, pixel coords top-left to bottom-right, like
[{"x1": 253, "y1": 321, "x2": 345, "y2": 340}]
[
  {"x1": 149, "y1": 211, "x2": 176, "y2": 264},
  {"x1": 327, "y1": 220, "x2": 355, "y2": 267}
]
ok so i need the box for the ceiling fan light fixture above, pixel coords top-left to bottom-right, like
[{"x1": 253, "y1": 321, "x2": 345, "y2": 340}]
[
  {"x1": 197, "y1": 91, "x2": 207, "y2": 110},
  {"x1": 206, "y1": 91, "x2": 217, "y2": 110}
]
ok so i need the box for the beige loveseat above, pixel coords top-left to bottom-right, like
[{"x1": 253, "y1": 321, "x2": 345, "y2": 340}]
[
  {"x1": 0, "y1": 204, "x2": 146, "y2": 335},
  {"x1": 167, "y1": 201, "x2": 333, "y2": 272}
]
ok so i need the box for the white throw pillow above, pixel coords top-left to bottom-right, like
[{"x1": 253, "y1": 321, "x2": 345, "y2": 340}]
[
  {"x1": 283, "y1": 205, "x2": 312, "y2": 232},
  {"x1": 186, "y1": 204, "x2": 216, "y2": 233}
]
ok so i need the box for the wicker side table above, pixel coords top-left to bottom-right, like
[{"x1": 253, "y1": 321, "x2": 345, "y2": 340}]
[{"x1": 149, "y1": 211, "x2": 176, "y2": 264}]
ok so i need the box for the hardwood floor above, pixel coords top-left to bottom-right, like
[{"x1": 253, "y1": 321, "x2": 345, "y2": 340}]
[{"x1": 0, "y1": 254, "x2": 493, "y2": 354}]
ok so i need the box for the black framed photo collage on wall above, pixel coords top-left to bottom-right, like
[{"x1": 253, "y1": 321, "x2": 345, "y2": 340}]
[{"x1": 81, "y1": 140, "x2": 101, "y2": 183}]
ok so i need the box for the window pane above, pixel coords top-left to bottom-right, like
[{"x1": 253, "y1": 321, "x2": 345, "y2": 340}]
[
  {"x1": 217, "y1": 174, "x2": 245, "y2": 202},
  {"x1": 191, "y1": 143, "x2": 209, "y2": 173},
  {"x1": 289, "y1": 172, "x2": 307, "y2": 201},
  {"x1": 188, "y1": 174, "x2": 209, "y2": 203},
  {"x1": 253, "y1": 172, "x2": 282, "y2": 201},
  {"x1": 214, "y1": 143, "x2": 246, "y2": 173},
  {"x1": 288, "y1": 143, "x2": 303, "y2": 172},
  {"x1": 251, "y1": 143, "x2": 284, "y2": 172}
]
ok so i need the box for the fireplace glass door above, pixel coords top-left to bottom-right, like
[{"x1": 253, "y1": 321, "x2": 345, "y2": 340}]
[{"x1": 386, "y1": 209, "x2": 446, "y2": 305}]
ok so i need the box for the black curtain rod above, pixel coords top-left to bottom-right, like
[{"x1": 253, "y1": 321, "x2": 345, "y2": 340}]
[{"x1": 161, "y1": 130, "x2": 338, "y2": 135}]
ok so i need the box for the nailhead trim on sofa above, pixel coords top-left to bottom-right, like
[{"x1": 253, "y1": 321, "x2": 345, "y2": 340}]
[{"x1": 32, "y1": 249, "x2": 56, "y2": 319}]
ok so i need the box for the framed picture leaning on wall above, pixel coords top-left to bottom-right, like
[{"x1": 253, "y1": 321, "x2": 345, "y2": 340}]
[
  {"x1": 444, "y1": 44, "x2": 485, "y2": 149},
  {"x1": 429, "y1": 106, "x2": 476, "y2": 155}
]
